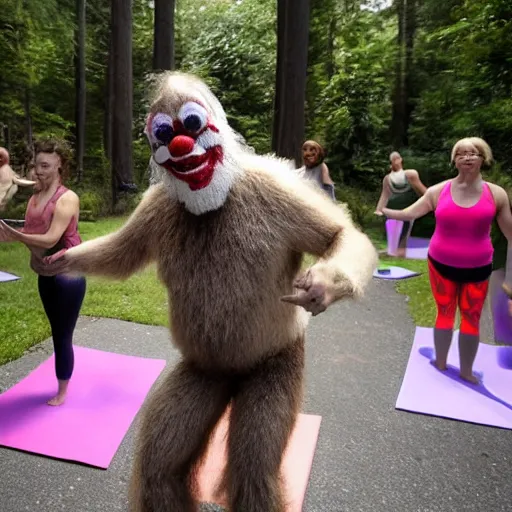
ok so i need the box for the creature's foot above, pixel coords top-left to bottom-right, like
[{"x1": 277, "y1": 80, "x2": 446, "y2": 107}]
[
  {"x1": 459, "y1": 372, "x2": 479, "y2": 385},
  {"x1": 47, "y1": 393, "x2": 67, "y2": 406}
]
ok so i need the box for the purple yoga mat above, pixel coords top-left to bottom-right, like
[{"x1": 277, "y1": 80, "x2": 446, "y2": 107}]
[
  {"x1": 491, "y1": 284, "x2": 512, "y2": 346},
  {"x1": 396, "y1": 327, "x2": 512, "y2": 429},
  {"x1": 405, "y1": 237, "x2": 430, "y2": 260},
  {"x1": 0, "y1": 270, "x2": 20, "y2": 283},
  {"x1": 373, "y1": 266, "x2": 420, "y2": 280},
  {"x1": 0, "y1": 346, "x2": 166, "y2": 468}
]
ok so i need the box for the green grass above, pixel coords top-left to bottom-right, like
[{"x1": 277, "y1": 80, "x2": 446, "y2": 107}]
[{"x1": 0, "y1": 216, "x2": 168, "y2": 366}]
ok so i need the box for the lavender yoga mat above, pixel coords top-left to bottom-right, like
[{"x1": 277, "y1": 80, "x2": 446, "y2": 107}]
[
  {"x1": 0, "y1": 270, "x2": 20, "y2": 282},
  {"x1": 0, "y1": 346, "x2": 166, "y2": 468},
  {"x1": 490, "y1": 282, "x2": 512, "y2": 345},
  {"x1": 396, "y1": 327, "x2": 512, "y2": 429},
  {"x1": 373, "y1": 266, "x2": 420, "y2": 280},
  {"x1": 405, "y1": 237, "x2": 430, "y2": 260}
]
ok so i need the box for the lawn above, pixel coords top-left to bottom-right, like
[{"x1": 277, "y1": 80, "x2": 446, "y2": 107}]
[{"x1": 0, "y1": 217, "x2": 433, "y2": 366}]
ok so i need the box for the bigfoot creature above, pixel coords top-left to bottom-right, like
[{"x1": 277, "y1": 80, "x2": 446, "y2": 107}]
[{"x1": 45, "y1": 72, "x2": 378, "y2": 511}]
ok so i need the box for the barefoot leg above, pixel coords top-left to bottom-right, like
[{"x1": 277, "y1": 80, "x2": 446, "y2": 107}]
[{"x1": 47, "y1": 379, "x2": 70, "y2": 406}]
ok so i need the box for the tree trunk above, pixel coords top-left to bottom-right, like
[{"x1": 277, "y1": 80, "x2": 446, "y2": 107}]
[
  {"x1": 24, "y1": 88, "x2": 33, "y2": 148},
  {"x1": 153, "y1": 0, "x2": 175, "y2": 71},
  {"x1": 390, "y1": 0, "x2": 416, "y2": 149},
  {"x1": 110, "y1": 0, "x2": 134, "y2": 205},
  {"x1": 74, "y1": 0, "x2": 87, "y2": 182},
  {"x1": 272, "y1": 0, "x2": 311, "y2": 167}
]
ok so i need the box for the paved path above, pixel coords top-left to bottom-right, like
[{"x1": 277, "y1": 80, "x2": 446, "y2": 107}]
[{"x1": 1, "y1": 278, "x2": 511, "y2": 511}]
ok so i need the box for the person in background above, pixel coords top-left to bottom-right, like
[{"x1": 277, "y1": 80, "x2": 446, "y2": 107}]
[
  {"x1": 374, "y1": 151, "x2": 427, "y2": 257},
  {"x1": 0, "y1": 147, "x2": 36, "y2": 211},
  {"x1": 296, "y1": 140, "x2": 336, "y2": 201}
]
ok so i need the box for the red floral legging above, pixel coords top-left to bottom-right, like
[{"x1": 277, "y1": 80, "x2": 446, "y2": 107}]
[{"x1": 428, "y1": 259, "x2": 489, "y2": 336}]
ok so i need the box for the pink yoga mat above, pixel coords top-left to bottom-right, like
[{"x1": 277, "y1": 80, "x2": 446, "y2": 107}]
[
  {"x1": 0, "y1": 346, "x2": 166, "y2": 468},
  {"x1": 196, "y1": 410, "x2": 322, "y2": 511},
  {"x1": 396, "y1": 327, "x2": 512, "y2": 429}
]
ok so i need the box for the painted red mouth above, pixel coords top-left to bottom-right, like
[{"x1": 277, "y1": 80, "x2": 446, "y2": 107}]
[{"x1": 163, "y1": 146, "x2": 223, "y2": 191}]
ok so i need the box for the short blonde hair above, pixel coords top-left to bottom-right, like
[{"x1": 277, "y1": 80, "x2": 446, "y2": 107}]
[{"x1": 451, "y1": 137, "x2": 493, "y2": 167}]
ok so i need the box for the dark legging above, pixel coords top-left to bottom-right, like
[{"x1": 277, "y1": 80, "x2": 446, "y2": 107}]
[{"x1": 38, "y1": 274, "x2": 86, "y2": 380}]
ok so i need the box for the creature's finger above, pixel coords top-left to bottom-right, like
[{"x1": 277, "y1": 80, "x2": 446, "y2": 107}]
[{"x1": 280, "y1": 290, "x2": 310, "y2": 305}]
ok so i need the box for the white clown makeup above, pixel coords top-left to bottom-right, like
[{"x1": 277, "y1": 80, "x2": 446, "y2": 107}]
[{"x1": 145, "y1": 85, "x2": 243, "y2": 216}]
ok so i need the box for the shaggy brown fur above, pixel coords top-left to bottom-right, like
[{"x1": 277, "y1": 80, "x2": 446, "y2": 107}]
[{"x1": 45, "y1": 73, "x2": 378, "y2": 511}]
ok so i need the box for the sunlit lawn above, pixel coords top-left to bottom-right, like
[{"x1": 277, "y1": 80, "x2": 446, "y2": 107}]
[{"x1": 0, "y1": 217, "x2": 434, "y2": 366}]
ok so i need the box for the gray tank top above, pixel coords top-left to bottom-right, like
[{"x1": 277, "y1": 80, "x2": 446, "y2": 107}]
[{"x1": 296, "y1": 164, "x2": 323, "y2": 189}]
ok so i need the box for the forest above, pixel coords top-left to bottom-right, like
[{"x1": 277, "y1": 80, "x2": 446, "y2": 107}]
[{"x1": 0, "y1": 0, "x2": 511, "y2": 232}]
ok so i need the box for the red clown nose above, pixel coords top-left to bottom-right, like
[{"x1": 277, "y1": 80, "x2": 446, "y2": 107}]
[{"x1": 169, "y1": 135, "x2": 195, "y2": 158}]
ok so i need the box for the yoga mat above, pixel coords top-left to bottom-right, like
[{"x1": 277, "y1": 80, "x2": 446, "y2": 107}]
[
  {"x1": 396, "y1": 327, "x2": 512, "y2": 429},
  {"x1": 0, "y1": 270, "x2": 20, "y2": 282},
  {"x1": 386, "y1": 219, "x2": 403, "y2": 256},
  {"x1": 373, "y1": 266, "x2": 419, "y2": 280},
  {"x1": 490, "y1": 277, "x2": 512, "y2": 345},
  {"x1": 405, "y1": 237, "x2": 430, "y2": 260},
  {"x1": 196, "y1": 410, "x2": 322, "y2": 511},
  {"x1": 0, "y1": 346, "x2": 166, "y2": 468}
]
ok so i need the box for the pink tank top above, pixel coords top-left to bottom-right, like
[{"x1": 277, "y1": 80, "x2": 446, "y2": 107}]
[
  {"x1": 428, "y1": 181, "x2": 496, "y2": 268},
  {"x1": 23, "y1": 185, "x2": 81, "y2": 254}
]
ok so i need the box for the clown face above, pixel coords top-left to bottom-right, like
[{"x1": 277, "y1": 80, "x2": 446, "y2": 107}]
[{"x1": 146, "y1": 101, "x2": 225, "y2": 191}]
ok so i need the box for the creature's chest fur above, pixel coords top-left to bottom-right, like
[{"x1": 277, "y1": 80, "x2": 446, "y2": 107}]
[{"x1": 156, "y1": 194, "x2": 292, "y2": 312}]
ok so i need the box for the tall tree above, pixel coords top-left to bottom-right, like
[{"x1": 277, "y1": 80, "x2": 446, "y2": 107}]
[
  {"x1": 153, "y1": 0, "x2": 175, "y2": 71},
  {"x1": 390, "y1": 0, "x2": 417, "y2": 149},
  {"x1": 110, "y1": 0, "x2": 135, "y2": 205},
  {"x1": 74, "y1": 0, "x2": 87, "y2": 182},
  {"x1": 272, "y1": 0, "x2": 311, "y2": 167}
]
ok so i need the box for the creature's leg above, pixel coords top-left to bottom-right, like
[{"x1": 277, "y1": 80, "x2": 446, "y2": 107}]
[
  {"x1": 224, "y1": 339, "x2": 305, "y2": 512},
  {"x1": 129, "y1": 362, "x2": 231, "y2": 512},
  {"x1": 458, "y1": 279, "x2": 489, "y2": 384},
  {"x1": 428, "y1": 259, "x2": 458, "y2": 370}
]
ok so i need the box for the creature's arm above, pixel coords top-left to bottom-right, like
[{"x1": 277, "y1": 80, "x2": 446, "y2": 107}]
[
  {"x1": 381, "y1": 187, "x2": 435, "y2": 221},
  {"x1": 276, "y1": 178, "x2": 378, "y2": 313},
  {"x1": 375, "y1": 175, "x2": 391, "y2": 213},
  {"x1": 405, "y1": 169, "x2": 427, "y2": 196},
  {"x1": 44, "y1": 186, "x2": 165, "y2": 279}
]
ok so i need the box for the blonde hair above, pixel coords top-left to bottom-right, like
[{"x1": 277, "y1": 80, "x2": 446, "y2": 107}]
[
  {"x1": 451, "y1": 137, "x2": 493, "y2": 167},
  {"x1": 389, "y1": 151, "x2": 401, "y2": 162}
]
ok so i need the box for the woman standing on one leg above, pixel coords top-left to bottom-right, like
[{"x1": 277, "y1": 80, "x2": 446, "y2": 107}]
[
  {"x1": 380, "y1": 137, "x2": 512, "y2": 383},
  {"x1": 0, "y1": 139, "x2": 86, "y2": 405}
]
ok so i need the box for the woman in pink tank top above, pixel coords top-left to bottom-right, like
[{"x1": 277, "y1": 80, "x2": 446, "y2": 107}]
[
  {"x1": 380, "y1": 137, "x2": 512, "y2": 384},
  {"x1": 0, "y1": 139, "x2": 86, "y2": 406}
]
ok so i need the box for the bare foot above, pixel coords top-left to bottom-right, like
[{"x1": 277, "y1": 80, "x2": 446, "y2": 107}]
[
  {"x1": 396, "y1": 247, "x2": 406, "y2": 258},
  {"x1": 433, "y1": 360, "x2": 447, "y2": 371},
  {"x1": 460, "y1": 372, "x2": 479, "y2": 385},
  {"x1": 47, "y1": 393, "x2": 67, "y2": 406}
]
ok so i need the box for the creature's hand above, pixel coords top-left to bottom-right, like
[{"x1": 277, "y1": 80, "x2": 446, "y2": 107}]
[
  {"x1": 0, "y1": 220, "x2": 21, "y2": 242},
  {"x1": 42, "y1": 249, "x2": 70, "y2": 275},
  {"x1": 281, "y1": 265, "x2": 352, "y2": 316}
]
